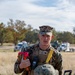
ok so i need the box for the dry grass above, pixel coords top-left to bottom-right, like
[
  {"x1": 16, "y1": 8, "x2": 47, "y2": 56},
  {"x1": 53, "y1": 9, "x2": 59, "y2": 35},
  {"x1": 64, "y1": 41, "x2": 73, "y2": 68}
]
[
  {"x1": 0, "y1": 52, "x2": 75, "y2": 75},
  {"x1": 0, "y1": 43, "x2": 14, "y2": 46},
  {"x1": 61, "y1": 52, "x2": 75, "y2": 75},
  {"x1": 0, "y1": 52, "x2": 20, "y2": 75},
  {"x1": 70, "y1": 44, "x2": 75, "y2": 47}
]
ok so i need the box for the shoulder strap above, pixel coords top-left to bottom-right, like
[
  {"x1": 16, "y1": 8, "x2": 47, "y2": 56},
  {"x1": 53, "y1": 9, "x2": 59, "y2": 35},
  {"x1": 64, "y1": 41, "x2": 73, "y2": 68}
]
[{"x1": 46, "y1": 49, "x2": 54, "y2": 63}]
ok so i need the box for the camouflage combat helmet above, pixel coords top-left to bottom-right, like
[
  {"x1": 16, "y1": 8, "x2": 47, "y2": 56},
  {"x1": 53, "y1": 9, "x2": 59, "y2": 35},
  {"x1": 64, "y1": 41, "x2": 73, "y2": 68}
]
[{"x1": 34, "y1": 64, "x2": 59, "y2": 75}]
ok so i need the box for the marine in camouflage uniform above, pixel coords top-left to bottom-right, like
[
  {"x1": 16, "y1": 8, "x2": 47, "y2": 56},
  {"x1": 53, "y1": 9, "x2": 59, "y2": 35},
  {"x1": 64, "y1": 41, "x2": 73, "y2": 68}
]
[{"x1": 14, "y1": 25, "x2": 62, "y2": 75}]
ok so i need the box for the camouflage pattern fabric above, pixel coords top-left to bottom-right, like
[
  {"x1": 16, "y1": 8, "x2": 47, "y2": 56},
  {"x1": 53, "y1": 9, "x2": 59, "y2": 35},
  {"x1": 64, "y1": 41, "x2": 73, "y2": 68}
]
[
  {"x1": 39, "y1": 25, "x2": 53, "y2": 32},
  {"x1": 39, "y1": 25, "x2": 53, "y2": 35},
  {"x1": 34, "y1": 64, "x2": 59, "y2": 75},
  {"x1": 14, "y1": 43, "x2": 62, "y2": 75}
]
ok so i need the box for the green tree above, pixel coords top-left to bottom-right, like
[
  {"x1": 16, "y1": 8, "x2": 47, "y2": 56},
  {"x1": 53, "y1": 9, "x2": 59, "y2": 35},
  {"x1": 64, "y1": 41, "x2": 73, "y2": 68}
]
[
  {"x1": 57, "y1": 31, "x2": 74, "y2": 44},
  {"x1": 4, "y1": 27, "x2": 14, "y2": 43},
  {"x1": 56, "y1": 32, "x2": 63, "y2": 43},
  {"x1": 52, "y1": 29, "x2": 57, "y2": 42},
  {"x1": 7, "y1": 19, "x2": 27, "y2": 45},
  {"x1": 73, "y1": 27, "x2": 75, "y2": 43},
  {"x1": 63, "y1": 32, "x2": 74, "y2": 43},
  {"x1": 25, "y1": 29, "x2": 39, "y2": 43},
  {"x1": 0, "y1": 23, "x2": 6, "y2": 45}
]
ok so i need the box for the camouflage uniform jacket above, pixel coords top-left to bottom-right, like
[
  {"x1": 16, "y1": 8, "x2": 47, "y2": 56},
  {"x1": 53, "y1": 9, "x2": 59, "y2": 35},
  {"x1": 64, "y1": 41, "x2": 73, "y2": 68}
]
[{"x1": 14, "y1": 43, "x2": 62, "y2": 75}]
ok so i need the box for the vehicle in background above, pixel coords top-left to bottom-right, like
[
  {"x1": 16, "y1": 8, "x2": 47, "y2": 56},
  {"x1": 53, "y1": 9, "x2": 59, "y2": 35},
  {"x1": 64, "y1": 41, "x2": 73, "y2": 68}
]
[
  {"x1": 14, "y1": 41, "x2": 28, "y2": 52},
  {"x1": 57, "y1": 44, "x2": 67, "y2": 52},
  {"x1": 57, "y1": 42, "x2": 70, "y2": 52},
  {"x1": 69, "y1": 47, "x2": 75, "y2": 52},
  {"x1": 51, "y1": 41, "x2": 60, "y2": 49}
]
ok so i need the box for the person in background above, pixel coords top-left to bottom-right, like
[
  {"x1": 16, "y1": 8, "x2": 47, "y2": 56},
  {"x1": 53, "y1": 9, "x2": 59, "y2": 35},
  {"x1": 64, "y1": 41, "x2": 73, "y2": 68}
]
[{"x1": 14, "y1": 25, "x2": 62, "y2": 75}]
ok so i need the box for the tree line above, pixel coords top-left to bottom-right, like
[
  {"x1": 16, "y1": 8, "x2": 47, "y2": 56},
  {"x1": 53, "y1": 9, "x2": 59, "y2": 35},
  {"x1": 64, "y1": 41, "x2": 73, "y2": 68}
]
[{"x1": 0, "y1": 19, "x2": 75, "y2": 46}]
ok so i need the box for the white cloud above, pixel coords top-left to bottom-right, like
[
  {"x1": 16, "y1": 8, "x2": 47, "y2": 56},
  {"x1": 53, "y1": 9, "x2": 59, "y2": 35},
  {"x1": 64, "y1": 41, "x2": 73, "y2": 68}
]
[{"x1": 0, "y1": 0, "x2": 75, "y2": 33}]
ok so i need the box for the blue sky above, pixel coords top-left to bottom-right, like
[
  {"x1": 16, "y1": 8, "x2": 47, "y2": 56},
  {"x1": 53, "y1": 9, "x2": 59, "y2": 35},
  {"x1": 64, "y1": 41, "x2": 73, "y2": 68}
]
[{"x1": 0, "y1": 0, "x2": 75, "y2": 33}]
